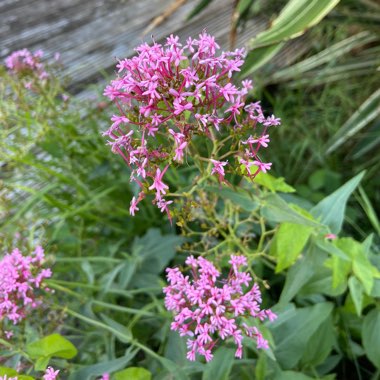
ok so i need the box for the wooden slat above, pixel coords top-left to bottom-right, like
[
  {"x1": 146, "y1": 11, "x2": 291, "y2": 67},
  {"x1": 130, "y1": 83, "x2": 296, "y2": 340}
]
[{"x1": 1, "y1": 0, "x2": 308, "y2": 96}]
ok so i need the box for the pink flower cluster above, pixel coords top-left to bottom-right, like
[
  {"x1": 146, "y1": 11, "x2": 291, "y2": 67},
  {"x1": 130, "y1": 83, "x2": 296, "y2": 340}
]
[
  {"x1": 103, "y1": 32, "x2": 280, "y2": 216},
  {"x1": 163, "y1": 255, "x2": 276, "y2": 362},
  {"x1": 0, "y1": 246, "x2": 52, "y2": 325},
  {"x1": 0, "y1": 367, "x2": 59, "y2": 380},
  {"x1": 5, "y1": 49, "x2": 49, "y2": 80}
]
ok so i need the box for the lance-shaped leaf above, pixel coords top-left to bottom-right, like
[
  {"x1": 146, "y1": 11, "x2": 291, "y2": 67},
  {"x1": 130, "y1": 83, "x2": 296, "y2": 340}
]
[
  {"x1": 311, "y1": 171, "x2": 365, "y2": 233},
  {"x1": 326, "y1": 88, "x2": 380, "y2": 154},
  {"x1": 242, "y1": 0, "x2": 340, "y2": 76}
]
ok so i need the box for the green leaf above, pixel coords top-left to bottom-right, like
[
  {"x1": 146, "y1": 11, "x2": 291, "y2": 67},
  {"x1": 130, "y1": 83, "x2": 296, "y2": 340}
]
[
  {"x1": 299, "y1": 268, "x2": 346, "y2": 297},
  {"x1": 154, "y1": 357, "x2": 190, "y2": 380},
  {"x1": 357, "y1": 187, "x2": 380, "y2": 235},
  {"x1": 347, "y1": 277, "x2": 364, "y2": 316},
  {"x1": 324, "y1": 255, "x2": 351, "y2": 289},
  {"x1": 216, "y1": 186, "x2": 259, "y2": 212},
  {"x1": 202, "y1": 347, "x2": 235, "y2": 380},
  {"x1": 362, "y1": 308, "x2": 380, "y2": 369},
  {"x1": 187, "y1": 0, "x2": 214, "y2": 20},
  {"x1": 311, "y1": 171, "x2": 365, "y2": 233},
  {"x1": 35, "y1": 356, "x2": 51, "y2": 371},
  {"x1": 237, "y1": 0, "x2": 254, "y2": 14},
  {"x1": 335, "y1": 237, "x2": 380, "y2": 294},
  {"x1": 164, "y1": 331, "x2": 189, "y2": 366},
  {"x1": 326, "y1": 88, "x2": 380, "y2": 154},
  {"x1": 279, "y1": 247, "x2": 316, "y2": 305},
  {"x1": 261, "y1": 193, "x2": 320, "y2": 227},
  {"x1": 0, "y1": 367, "x2": 18, "y2": 377},
  {"x1": 268, "y1": 31, "x2": 377, "y2": 84},
  {"x1": 26, "y1": 334, "x2": 77, "y2": 361},
  {"x1": 69, "y1": 348, "x2": 138, "y2": 380},
  {"x1": 270, "y1": 302, "x2": 334, "y2": 369},
  {"x1": 299, "y1": 315, "x2": 335, "y2": 366},
  {"x1": 0, "y1": 367, "x2": 35, "y2": 380},
  {"x1": 274, "y1": 371, "x2": 314, "y2": 380},
  {"x1": 241, "y1": 43, "x2": 284, "y2": 77},
  {"x1": 130, "y1": 229, "x2": 184, "y2": 288},
  {"x1": 250, "y1": 0, "x2": 340, "y2": 48},
  {"x1": 132, "y1": 228, "x2": 183, "y2": 270},
  {"x1": 315, "y1": 238, "x2": 350, "y2": 261},
  {"x1": 254, "y1": 170, "x2": 295, "y2": 193},
  {"x1": 352, "y1": 254, "x2": 377, "y2": 295},
  {"x1": 255, "y1": 353, "x2": 267, "y2": 380},
  {"x1": 270, "y1": 223, "x2": 313, "y2": 272},
  {"x1": 100, "y1": 314, "x2": 132, "y2": 343},
  {"x1": 114, "y1": 367, "x2": 152, "y2": 380}
]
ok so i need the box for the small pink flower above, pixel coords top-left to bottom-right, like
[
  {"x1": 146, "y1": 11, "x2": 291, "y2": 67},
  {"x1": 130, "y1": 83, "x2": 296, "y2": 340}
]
[
  {"x1": 129, "y1": 196, "x2": 140, "y2": 216},
  {"x1": 149, "y1": 167, "x2": 169, "y2": 198},
  {"x1": 210, "y1": 160, "x2": 228, "y2": 182},
  {"x1": 157, "y1": 199, "x2": 173, "y2": 213},
  {"x1": 174, "y1": 141, "x2": 187, "y2": 162},
  {"x1": 242, "y1": 134, "x2": 270, "y2": 148},
  {"x1": 325, "y1": 233, "x2": 337, "y2": 240},
  {"x1": 253, "y1": 160, "x2": 272, "y2": 174},
  {"x1": 43, "y1": 366, "x2": 59, "y2": 380}
]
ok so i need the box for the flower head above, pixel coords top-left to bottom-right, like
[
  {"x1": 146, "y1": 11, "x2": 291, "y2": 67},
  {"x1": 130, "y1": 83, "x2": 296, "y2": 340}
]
[
  {"x1": 163, "y1": 255, "x2": 276, "y2": 361},
  {"x1": 104, "y1": 33, "x2": 280, "y2": 215},
  {"x1": 0, "y1": 245, "x2": 52, "y2": 326},
  {"x1": 5, "y1": 49, "x2": 48, "y2": 80}
]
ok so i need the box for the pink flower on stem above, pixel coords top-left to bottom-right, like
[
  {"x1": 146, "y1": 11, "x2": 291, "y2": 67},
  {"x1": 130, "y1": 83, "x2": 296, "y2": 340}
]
[
  {"x1": 43, "y1": 367, "x2": 59, "y2": 380},
  {"x1": 163, "y1": 255, "x2": 276, "y2": 362},
  {"x1": 129, "y1": 196, "x2": 140, "y2": 216},
  {"x1": 253, "y1": 160, "x2": 272, "y2": 174},
  {"x1": 210, "y1": 160, "x2": 228, "y2": 183},
  {"x1": 149, "y1": 166, "x2": 169, "y2": 198},
  {"x1": 242, "y1": 134, "x2": 270, "y2": 148}
]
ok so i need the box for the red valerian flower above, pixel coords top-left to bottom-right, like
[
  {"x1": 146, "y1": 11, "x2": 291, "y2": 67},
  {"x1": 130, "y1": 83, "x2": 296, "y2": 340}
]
[{"x1": 163, "y1": 255, "x2": 276, "y2": 362}]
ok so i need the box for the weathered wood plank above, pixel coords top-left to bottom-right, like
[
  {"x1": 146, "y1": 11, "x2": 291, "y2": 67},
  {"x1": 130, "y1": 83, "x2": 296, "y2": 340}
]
[
  {"x1": 1, "y1": 0, "x2": 308, "y2": 95},
  {"x1": 1, "y1": 0, "x2": 264, "y2": 89}
]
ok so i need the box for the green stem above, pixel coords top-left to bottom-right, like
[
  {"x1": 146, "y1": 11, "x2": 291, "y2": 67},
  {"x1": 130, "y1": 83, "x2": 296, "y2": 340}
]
[
  {"x1": 55, "y1": 257, "x2": 122, "y2": 263},
  {"x1": 64, "y1": 307, "x2": 131, "y2": 341},
  {"x1": 46, "y1": 281, "x2": 86, "y2": 301},
  {"x1": 63, "y1": 308, "x2": 166, "y2": 363},
  {"x1": 46, "y1": 279, "x2": 130, "y2": 298},
  {"x1": 92, "y1": 300, "x2": 156, "y2": 317},
  {"x1": 257, "y1": 217, "x2": 267, "y2": 252}
]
